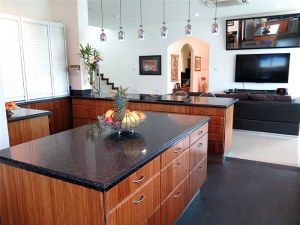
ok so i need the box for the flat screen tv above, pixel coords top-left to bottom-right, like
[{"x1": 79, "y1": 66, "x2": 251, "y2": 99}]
[{"x1": 235, "y1": 53, "x2": 290, "y2": 83}]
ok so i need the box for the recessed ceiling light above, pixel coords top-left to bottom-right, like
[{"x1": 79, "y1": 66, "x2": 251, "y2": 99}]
[{"x1": 195, "y1": 13, "x2": 200, "y2": 17}]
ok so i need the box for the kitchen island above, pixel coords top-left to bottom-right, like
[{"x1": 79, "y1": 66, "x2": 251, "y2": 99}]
[
  {"x1": 71, "y1": 94, "x2": 238, "y2": 155},
  {"x1": 0, "y1": 112, "x2": 209, "y2": 225}
]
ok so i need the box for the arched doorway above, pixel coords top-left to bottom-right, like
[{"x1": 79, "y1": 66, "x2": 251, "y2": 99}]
[{"x1": 167, "y1": 38, "x2": 209, "y2": 94}]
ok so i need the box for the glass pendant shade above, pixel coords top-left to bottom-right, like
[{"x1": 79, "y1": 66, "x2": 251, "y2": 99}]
[
  {"x1": 185, "y1": 22, "x2": 193, "y2": 37},
  {"x1": 211, "y1": 20, "x2": 220, "y2": 35},
  {"x1": 100, "y1": 29, "x2": 107, "y2": 42},
  {"x1": 138, "y1": 27, "x2": 145, "y2": 40},
  {"x1": 118, "y1": 29, "x2": 125, "y2": 41},
  {"x1": 160, "y1": 24, "x2": 168, "y2": 38}
]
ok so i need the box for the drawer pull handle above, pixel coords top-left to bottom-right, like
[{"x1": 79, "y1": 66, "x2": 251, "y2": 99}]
[
  {"x1": 133, "y1": 195, "x2": 145, "y2": 204},
  {"x1": 174, "y1": 147, "x2": 182, "y2": 153},
  {"x1": 173, "y1": 192, "x2": 182, "y2": 198},
  {"x1": 198, "y1": 130, "x2": 203, "y2": 135},
  {"x1": 133, "y1": 175, "x2": 145, "y2": 183},
  {"x1": 197, "y1": 166, "x2": 203, "y2": 172},
  {"x1": 174, "y1": 162, "x2": 182, "y2": 169},
  {"x1": 197, "y1": 143, "x2": 203, "y2": 148}
]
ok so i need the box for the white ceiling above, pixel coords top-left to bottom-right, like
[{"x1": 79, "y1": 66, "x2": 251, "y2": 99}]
[{"x1": 88, "y1": 0, "x2": 300, "y2": 29}]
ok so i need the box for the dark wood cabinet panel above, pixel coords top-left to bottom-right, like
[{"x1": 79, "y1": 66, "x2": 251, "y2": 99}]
[
  {"x1": 190, "y1": 156, "x2": 207, "y2": 199},
  {"x1": 189, "y1": 133, "x2": 208, "y2": 171},
  {"x1": 53, "y1": 99, "x2": 72, "y2": 133}
]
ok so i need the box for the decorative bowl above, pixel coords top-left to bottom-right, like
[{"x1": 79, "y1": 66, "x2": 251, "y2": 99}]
[{"x1": 98, "y1": 116, "x2": 145, "y2": 134}]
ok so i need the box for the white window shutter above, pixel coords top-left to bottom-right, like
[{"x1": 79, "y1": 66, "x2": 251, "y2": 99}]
[
  {"x1": 49, "y1": 22, "x2": 69, "y2": 96},
  {"x1": 0, "y1": 15, "x2": 26, "y2": 102},
  {"x1": 21, "y1": 18, "x2": 53, "y2": 100}
]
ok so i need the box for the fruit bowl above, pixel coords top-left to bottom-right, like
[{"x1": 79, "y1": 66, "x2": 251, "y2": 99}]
[{"x1": 98, "y1": 111, "x2": 146, "y2": 134}]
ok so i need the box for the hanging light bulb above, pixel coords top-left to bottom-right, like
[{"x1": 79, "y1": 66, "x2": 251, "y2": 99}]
[
  {"x1": 185, "y1": 0, "x2": 192, "y2": 37},
  {"x1": 118, "y1": 0, "x2": 125, "y2": 41},
  {"x1": 160, "y1": 0, "x2": 168, "y2": 38},
  {"x1": 138, "y1": 0, "x2": 145, "y2": 40},
  {"x1": 211, "y1": 0, "x2": 220, "y2": 35},
  {"x1": 99, "y1": 0, "x2": 107, "y2": 42}
]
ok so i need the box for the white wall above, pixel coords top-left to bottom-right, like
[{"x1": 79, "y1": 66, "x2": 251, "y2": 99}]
[
  {"x1": 0, "y1": 67, "x2": 9, "y2": 150},
  {"x1": 90, "y1": 17, "x2": 300, "y2": 97}
]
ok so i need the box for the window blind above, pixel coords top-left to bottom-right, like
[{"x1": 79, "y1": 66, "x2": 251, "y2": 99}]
[
  {"x1": 50, "y1": 23, "x2": 69, "y2": 96},
  {"x1": 21, "y1": 18, "x2": 53, "y2": 100},
  {"x1": 0, "y1": 15, "x2": 26, "y2": 102}
]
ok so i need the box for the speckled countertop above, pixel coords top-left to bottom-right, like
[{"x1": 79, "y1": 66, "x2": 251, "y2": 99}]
[
  {"x1": 0, "y1": 112, "x2": 209, "y2": 192},
  {"x1": 6, "y1": 108, "x2": 52, "y2": 123},
  {"x1": 71, "y1": 93, "x2": 238, "y2": 108}
]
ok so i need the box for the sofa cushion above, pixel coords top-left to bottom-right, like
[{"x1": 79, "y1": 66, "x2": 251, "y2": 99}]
[
  {"x1": 248, "y1": 94, "x2": 292, "y2": 102},
  {"x1": 215, "y1": 93, "x2": 249, "y2": 100}
]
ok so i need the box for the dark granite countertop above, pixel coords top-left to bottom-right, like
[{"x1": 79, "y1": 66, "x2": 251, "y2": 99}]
[
  {"x1": 6, "y1": 108, "x2": 52, "y2": 123},
  {"x1": 0, "y1": 112, "x2": 209, "y2": 192},
  {"x1": 71, "y1": 93, "x2": 238, "y2": 108}
]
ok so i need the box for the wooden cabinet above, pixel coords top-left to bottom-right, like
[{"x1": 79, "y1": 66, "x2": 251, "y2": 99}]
[
  {"x1": 161, "y1": 177, "x2": 190, "y2": 225},
  {"x1": 189, "y1": 133, "x2": 208, "y2": 171},
  {"x1": 106, "y1": 174, "x2": 161, "y2": 225},
  {"x1": 190, "y1": 156, "x2": 207, "y2": 199},
  {"x1": 161, "y1": 150, "x2": 190, "y2": 201},
  {"x1": 21, "y1": 98, "x2": 71, "y2": 134},
  {"x1": 8, "y1": 116, "x2": 50, "y2": 146}
]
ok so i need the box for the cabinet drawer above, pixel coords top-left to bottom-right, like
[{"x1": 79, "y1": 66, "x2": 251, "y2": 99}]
[
  {"x1": 106, "y1": 174, "x2": 160, "y2": 225},
  {"x1": 190, "y1": 123, "x2": 208, "y2": 145},
  {"x1": 128, "y1": 102, "x2": 142, "y2": 110},
  {"x1": 73, "y1": 105, "x2": 96, "y2": 119},
  {"x1": 95, "y1": 100, "x2": 115, "y2": 108},
  {"x1": 208, "y1": 116, "x2": 225, "y2": 125},
  {"x1": 141, "y1": 207, "x2": 161, "y2": 225},
  {"x1": 169, "y1": 105, "x2": 190, "y2": 114},
  {"x1": 190, "y1": 133, "x2": 208, "y2": 171},
  {"x1": 161, "y1": 177, "x2": 190, "y2": 225},
  {"x1": 105, "y1": 157, "x2": 160, "y2": 212},
  {"x1": 141, "y1": 103, "x2": 170, "y2": 112},
  {"x1": 73, "y1": 118, "x2": 97, "y2": 128},
  {"x1": 161, "y1": 150, "x2": 189, "y2": 201},
  {"x1": 190, "y1": 107, "x2": 225, "y2": 116},
  {"x1": 208, "y1": 132, "x2": 224, "y2": 142},
  {"x1": 190, "y1": 156, "x2": 207, "y2": 199},
  {"x1": 72, "y1": 98, "x2": 96, "y2": 106},
  {"x1": 208, "y1": 141, "x2": 224, "y2": 154},
  {"x1": 208, "y1": 124, "x2": 224, "y2": 134},
  {"x1": 161, "y1": 136, "x2": 190, "y2": 169}
]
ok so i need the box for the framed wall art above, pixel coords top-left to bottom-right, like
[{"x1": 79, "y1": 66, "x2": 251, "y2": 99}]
[
  {"x1": 171, "y1": 54, "x2": 179, "y2": 82},
  {"x1": 139, "y1": 55, "x2": 161, "y2": 75},
  {"x1": 195, "y1": 56, "x2": 201, "y2": 71}
]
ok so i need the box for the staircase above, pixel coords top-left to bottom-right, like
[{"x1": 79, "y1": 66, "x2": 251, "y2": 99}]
[{"x1": 94, "y1": 72, "x2": 118, "y2": 93}]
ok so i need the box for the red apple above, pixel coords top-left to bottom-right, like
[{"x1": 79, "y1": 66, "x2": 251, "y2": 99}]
[{"x1": 104, "y1": 117, "x2": 113, "y2": 124}]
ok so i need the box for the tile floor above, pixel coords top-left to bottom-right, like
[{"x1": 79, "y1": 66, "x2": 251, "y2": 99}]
[
  {"x1": 177, "y1": 159, "x2": 300, "y2": 225},
  {"x1": 228, "y1": 129, "x2": 300, "y2": 167},
  {"x1": 176, "y1": 129, "x2": 300, "y2": 225}
]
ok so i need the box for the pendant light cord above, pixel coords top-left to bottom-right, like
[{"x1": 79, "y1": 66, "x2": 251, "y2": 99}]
[
  {"x1": 188, "y1": 0, "x2": 191, "y2": 22},
  {"x1": 140, "y1": 0, "x2": 143, "y2": 27},
  {"x1": 101, "y1": 0, "x2": 104, "y2": 29},
  {"x1": 163, "y1": 0, "x2": 166, "y2": 24},
  {"x1": 215, "y1": 0, "x2": 218, "y2": 20},
  {"x1": 119, "y1": 0, "x2": 122, "y2": 29}
]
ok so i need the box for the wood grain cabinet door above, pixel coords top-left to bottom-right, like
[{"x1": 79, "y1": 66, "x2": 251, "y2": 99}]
[
  {"x1": 190, "y1": 156, "x2": 207, "y2": 199},
  {"x1": 160, "y1": 150, "x2": 189, "y2": 201},
  {"x1": 190, "y1": 123, "x2": 208, "y2": 145},
  {"x1": 161, "y1": 177, "x2": 190, "y2": 225},
  {"x1": 106, "y1": 174, "x2": 160, "y2": 225},
  {"x1": 189, "y1": 133, "x2": 208, "y2": 171}
]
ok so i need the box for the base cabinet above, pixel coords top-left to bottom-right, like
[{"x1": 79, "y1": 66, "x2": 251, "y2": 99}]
[{"x1": 161, "y1": 177, "x2": 190, "y2": 225}]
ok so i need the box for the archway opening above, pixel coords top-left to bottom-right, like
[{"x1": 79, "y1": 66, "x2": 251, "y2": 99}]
[{"x1": 180, "y1": 44, "x2": 192, "y2": 90}]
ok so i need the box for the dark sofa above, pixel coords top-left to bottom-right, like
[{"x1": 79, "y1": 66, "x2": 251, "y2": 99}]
[{"x1": 215, "y1": 93, "x2": 300, "y2": 135}]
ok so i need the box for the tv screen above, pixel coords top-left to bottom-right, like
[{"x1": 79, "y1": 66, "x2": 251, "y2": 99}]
[{"x1": 235, "y1": 53, "x2": 290, "y2": 83}]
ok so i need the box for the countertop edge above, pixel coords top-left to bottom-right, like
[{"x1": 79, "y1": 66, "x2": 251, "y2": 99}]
[
  {"x1": 0, "y1": 117, "x2": 210, "y2": 192},
  {"x1": 7, "y1": 111, "x2": 52, "y2": 123}
]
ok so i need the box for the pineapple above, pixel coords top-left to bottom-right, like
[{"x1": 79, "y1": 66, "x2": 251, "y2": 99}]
[{"x1": 113, "y1": 86, "x2": 128, "y2": 121}]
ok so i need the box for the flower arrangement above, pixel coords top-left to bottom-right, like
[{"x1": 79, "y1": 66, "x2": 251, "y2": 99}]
[{"x1": 79, "y1": 43, "x2": 103, "y2": 85}]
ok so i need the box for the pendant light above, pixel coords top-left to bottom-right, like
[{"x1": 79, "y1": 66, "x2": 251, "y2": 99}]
[
  {"x1": 118, "y1": 0, "x2": 125, "y2": 41},
  {"x1": 99, "y1": 0, "x2": 107, "y2": 42},
  {"x1": 160, "y1": 0, "x2": 168, "y2": 38},
  {"x1": 138, "y1": 0, "x2": 145, "y2": 40},
  {"x1": 211, "y1": 0, "x2": 220, "y2": 35},
  {"x1": 185, "y1": 0, "x2": 192, "y2": 37}
]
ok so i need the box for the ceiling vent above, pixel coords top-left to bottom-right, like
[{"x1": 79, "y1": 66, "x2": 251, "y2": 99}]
[{"x1": 201, "y1": 0, "x2": 251, "y2": 8}]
